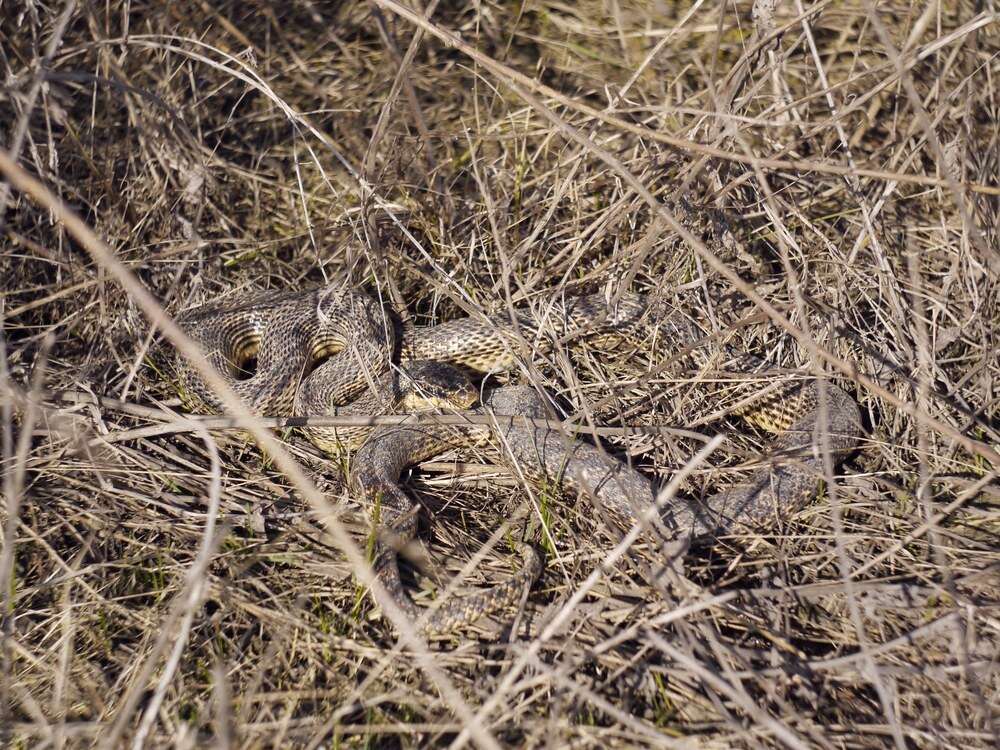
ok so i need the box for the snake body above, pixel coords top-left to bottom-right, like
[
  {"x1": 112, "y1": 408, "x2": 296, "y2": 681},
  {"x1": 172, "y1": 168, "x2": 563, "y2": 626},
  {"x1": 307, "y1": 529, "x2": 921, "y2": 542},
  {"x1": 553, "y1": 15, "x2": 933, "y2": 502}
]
[
  {"x1": 177, "y1": 285, "x2": 393, "y2": 414},
  {"x1": 176, "y1": 284, "x2": 861, "y2": 633}
]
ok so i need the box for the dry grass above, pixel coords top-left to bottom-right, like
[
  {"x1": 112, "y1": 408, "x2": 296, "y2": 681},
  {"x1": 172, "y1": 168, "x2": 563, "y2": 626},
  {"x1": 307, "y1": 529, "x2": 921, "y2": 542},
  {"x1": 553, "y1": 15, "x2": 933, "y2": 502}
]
[{"x1": 2, "y1": 1, "x2": 999, "y2": 747}]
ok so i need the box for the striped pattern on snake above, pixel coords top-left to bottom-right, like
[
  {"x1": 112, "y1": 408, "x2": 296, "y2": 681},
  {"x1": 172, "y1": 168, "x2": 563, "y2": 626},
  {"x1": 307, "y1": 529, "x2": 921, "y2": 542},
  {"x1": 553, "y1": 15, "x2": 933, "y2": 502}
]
[{"x1": 174, "y1": 284, "x2": 861, "y2": 633}]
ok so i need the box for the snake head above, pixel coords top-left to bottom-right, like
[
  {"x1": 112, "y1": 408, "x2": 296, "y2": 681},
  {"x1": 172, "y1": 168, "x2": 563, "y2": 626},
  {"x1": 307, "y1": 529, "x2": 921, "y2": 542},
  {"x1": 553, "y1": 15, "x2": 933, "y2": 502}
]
[{"x1": 397, "y1": 360, "x2": 477, "y2": 412}]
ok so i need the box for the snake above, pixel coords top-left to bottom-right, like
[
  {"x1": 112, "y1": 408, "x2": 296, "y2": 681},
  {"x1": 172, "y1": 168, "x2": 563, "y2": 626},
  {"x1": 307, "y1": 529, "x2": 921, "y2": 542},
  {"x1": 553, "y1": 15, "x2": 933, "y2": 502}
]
[{"x1": 175, "y1": 284, "x2": 861, "y2": 634}]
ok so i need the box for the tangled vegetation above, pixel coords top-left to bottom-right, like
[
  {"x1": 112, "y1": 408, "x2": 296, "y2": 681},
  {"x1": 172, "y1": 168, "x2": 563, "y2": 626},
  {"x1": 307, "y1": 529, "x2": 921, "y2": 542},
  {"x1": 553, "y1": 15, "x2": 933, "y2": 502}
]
[{"x1": 2, "y1": 1, "x2": 998, "y2": 747}]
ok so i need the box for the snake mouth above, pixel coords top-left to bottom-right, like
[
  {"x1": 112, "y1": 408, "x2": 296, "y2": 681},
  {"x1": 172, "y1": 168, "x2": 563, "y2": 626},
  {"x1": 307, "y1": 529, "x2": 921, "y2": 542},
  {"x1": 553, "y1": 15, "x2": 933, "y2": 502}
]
[
  {"x1": 400, "y1": 392, "x2": 476, "y2": 412},
  {"x1": 397, "y1": 361, "x2": 479, "y2": 411}
]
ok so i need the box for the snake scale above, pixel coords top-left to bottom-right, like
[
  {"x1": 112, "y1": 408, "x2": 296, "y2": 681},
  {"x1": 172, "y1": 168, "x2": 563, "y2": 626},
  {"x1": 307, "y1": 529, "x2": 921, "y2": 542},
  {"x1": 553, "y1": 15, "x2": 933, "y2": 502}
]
[{"x1": 176, "y1": 285, "x2": 861, "y2": 633}]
